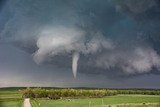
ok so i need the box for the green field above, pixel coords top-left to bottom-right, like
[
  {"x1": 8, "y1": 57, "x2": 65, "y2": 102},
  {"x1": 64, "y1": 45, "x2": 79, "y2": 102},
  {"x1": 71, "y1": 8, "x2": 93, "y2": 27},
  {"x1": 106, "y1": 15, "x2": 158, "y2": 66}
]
[
  {"x1": 0, "y1": 88, "x2": 23, "y2": 107},
  {"x1": 31, "y1": 95, "x2": 160, "y2": 107},
  {"x1": 0, "y1": 88, "x2": 160, "y2": 107}
]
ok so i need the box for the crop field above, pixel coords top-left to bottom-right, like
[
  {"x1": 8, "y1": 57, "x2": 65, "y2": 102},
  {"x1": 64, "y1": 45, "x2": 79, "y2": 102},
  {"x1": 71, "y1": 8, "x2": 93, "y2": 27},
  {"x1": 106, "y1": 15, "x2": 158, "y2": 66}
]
[
  {"x1": 31, "y1": 95, "x2": 160, "y2": 107},
  {"x1": 0, "y1": 88, "x2": 23, "y2": 107},
  {"x1": 0, "y1": 88, "x2": 160, "y2": 107}
]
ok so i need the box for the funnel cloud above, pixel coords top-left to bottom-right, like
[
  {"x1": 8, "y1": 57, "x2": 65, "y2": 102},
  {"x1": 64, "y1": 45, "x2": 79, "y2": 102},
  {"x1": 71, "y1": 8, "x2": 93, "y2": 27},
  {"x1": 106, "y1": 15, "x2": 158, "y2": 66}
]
[{"x1": 72, "y1": 52, "x2": 80, "y2": 78}]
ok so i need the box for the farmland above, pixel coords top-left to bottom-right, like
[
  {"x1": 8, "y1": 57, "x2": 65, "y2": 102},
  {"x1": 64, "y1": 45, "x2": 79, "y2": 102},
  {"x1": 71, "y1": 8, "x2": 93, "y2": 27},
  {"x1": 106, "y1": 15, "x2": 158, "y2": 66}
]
[
  {"x1": 24, "y1": 88, "x2": 160, "y2": 107},
  {"x1": 0, "y1": 88, "x2": 160, "y2": 107},
  {"x1": 31, "y1": 95, "x2": 160, "y2": 107},
  {"x1": 0, "y1": 88, "x2": 23, "y2": 107}
]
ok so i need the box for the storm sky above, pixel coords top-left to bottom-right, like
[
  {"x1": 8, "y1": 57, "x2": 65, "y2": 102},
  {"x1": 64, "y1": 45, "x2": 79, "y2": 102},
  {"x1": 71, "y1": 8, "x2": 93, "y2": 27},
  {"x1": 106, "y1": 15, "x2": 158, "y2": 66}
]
[{"x1": 0, "y1": 0, "x2": 160, "y2": 88}]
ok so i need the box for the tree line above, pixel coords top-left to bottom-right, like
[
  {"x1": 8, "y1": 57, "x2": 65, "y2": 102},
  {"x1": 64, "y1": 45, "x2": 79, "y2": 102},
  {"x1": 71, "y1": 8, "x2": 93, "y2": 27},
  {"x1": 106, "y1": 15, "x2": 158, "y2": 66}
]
[
  {"x1": 21, "y1": 88, "x2": 117, "y2": 99},
  {"x1": 117, "y1": 89, "x2": 160, "y2": 95},
  {"x1": 21, "y1": 88, "x2": 160, "y2": 99}
]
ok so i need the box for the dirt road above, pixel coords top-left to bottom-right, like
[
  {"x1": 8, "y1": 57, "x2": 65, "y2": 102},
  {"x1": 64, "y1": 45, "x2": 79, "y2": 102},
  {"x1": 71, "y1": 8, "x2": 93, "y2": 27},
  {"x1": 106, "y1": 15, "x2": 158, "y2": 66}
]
[{"x1": 24, "y1": 98, "x2": 31, "y2": 107}]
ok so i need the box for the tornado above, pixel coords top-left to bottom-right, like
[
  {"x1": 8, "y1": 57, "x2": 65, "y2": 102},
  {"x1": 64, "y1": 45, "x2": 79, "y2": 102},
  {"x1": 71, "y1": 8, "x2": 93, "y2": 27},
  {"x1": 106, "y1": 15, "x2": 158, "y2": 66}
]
[{"x1": 72, "y1": 52, "x2": 80, "y2": 78}]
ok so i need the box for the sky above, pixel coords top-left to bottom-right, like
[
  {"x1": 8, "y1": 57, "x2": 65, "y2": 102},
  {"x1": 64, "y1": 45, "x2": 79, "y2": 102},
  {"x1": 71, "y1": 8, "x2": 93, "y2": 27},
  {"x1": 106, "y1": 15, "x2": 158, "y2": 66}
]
[{"x1": 0, "y1": 0, "x2": 160, "y2": 88}]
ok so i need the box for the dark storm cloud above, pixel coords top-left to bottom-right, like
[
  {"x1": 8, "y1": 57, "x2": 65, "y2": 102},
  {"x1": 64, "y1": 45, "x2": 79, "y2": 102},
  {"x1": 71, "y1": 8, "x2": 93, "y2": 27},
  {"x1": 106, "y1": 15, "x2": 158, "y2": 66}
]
[
  {"x1": 114, "y1": 0, "x2": 160, "y2": 49},
  {"x1": 0, "y1": 0, "x2": 160, "y2": 87},
  {"x1": 0, "y1": 0, "x2": 6, "y2": 10}
]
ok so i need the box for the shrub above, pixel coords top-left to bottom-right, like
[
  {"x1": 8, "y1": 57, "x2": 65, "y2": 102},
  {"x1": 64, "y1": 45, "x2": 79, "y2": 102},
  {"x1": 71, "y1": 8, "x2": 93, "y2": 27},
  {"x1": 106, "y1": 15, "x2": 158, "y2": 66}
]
[{"x1": 21, "y1": 87, "x2": 35, "y2": 98}]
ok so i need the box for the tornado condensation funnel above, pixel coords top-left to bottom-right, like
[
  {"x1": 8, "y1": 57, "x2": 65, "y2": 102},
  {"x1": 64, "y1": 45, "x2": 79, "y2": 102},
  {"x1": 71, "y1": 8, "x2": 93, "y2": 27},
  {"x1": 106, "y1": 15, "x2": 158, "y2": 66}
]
[{"x1": 72, "y1": 52, "x2": 80, "y2": 78}]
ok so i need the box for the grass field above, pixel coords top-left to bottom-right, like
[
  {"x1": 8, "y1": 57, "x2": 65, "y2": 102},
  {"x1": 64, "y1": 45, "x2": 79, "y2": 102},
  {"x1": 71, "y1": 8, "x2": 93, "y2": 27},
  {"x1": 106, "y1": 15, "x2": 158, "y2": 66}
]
[
  {"x1": 0, "y1": 89, "x2": 23, "y2": 107},
  {"x1": 0, "y1": 88, "x2": 160, "y2": 107},
  {"x1": 31, "y1": 95, "x2": 160, "y2": 107}
]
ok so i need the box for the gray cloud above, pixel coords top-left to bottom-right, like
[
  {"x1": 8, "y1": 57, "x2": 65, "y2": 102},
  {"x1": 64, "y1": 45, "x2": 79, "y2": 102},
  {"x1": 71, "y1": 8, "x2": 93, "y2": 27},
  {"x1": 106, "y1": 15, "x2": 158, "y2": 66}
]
[
  {"x1": 95, "y1": 47, "x2": 160, "y2": 74},
  {"x1": 0, "y1": 0, "x2": 160, "y2": 87},
  {"x1": 114, "y1": 0, "x2": 157, "y2": 14}
]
